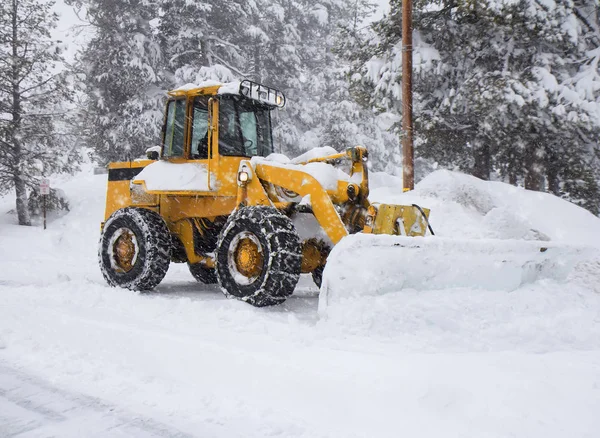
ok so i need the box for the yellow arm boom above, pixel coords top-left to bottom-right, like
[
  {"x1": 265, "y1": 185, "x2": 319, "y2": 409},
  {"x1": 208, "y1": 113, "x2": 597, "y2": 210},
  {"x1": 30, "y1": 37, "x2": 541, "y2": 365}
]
[{"x1": 254, "y1": 164, "x2": 349, "y2": 244}]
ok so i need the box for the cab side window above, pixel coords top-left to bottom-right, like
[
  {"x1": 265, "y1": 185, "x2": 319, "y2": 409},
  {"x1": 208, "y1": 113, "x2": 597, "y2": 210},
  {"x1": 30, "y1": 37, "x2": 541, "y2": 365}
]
[
  {"x1": 163, "y1": 99, "x2": 186, "y2": 158},
  {"x1": 218, "y1": 97, "x2": 244, "y2": 156},
  {"x1": 191, "y1": 97, "x2": 209, "y2": 159},
  {"x1": 239, "y1": 111, "x2": 258, "y2": 156}
]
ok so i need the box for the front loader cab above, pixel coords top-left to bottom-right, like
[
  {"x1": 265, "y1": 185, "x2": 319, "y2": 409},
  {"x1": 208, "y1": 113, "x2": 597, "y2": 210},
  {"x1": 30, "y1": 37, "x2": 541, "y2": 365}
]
[{"x1": 161, "y1": 80, "x2": 284, "y2": 162}]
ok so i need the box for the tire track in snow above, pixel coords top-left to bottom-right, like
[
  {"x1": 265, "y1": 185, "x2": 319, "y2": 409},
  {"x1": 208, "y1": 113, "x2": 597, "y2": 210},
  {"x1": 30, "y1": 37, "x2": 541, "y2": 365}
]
[{"x1": 0, "y1": 362, "x2": 194, "y2": 437}]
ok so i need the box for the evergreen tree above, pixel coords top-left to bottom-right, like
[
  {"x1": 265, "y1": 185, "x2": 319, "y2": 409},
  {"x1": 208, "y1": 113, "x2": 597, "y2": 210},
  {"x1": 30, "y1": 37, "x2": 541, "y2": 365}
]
[
  {"x1": 0, "y1": 0, "x2": 79, "y2": 225},
  {"x1": 359, "y1": 0, "x2": 600, "y2": 213},
  {"x1": 70, "y1": 0, "x2": 164, "y2": 164},
  {"x1": 328, "y1": 0, "x2": 404, "y2": 174},
  {"x1": 158, "y1": 0, "x2": 244, "y2": 85},
  {"x1": 249, "y1": 0, "x2": 387, "y2": 159}
]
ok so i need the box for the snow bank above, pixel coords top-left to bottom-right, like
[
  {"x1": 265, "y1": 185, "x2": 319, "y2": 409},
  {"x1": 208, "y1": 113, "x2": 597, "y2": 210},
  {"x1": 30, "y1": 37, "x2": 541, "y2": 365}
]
[
  {"x1": 371, "y1": 169, "x2": 600, "y2": 244},
  {"x1": 134, "y1": 161, "x2": 216, "y2": 192},
  {"x1": 320, "y1": 169, "x2": 600, "y2": 345},
  {"x1": 318, "y1": 260, "x2": 600, "y2": 353},
  {"x1": 320, "y1": 235, "x2": 590, "y2": 300}
]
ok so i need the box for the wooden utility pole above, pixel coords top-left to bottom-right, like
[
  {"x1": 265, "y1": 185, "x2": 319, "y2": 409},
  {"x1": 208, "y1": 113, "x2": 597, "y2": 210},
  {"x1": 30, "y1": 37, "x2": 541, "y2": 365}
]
[{"x1": 402, "y1": 0, "x2": 414, "y2": 191}]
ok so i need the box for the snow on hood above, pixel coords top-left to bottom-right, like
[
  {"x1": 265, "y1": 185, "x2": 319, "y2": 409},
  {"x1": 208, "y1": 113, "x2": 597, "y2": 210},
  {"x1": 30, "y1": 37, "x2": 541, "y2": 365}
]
[
  {"x1": 133, "y1": 161, "x2": 216, "y2": 192},
  {"x1": 251, "y1": 147, "x2": 354, "y2": 191},
  {"x1": 251, "y1": 155, "x2": 350, "y2": 191},
  {"x1": 291, "y1": 146, "x2": 338, "y2": 164}
]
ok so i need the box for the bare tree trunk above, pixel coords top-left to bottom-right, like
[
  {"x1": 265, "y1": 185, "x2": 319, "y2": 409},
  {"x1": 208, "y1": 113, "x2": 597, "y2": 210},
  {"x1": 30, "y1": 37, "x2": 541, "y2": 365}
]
[
  {"x1": 524, "y1": 139, "x2": 545, "y2": 191},
  {"x1": 472, "y1": 140, "x2": 491, "y2": 180},
  {"x1": 507, "y1": 149, "x2": 518, "y2": 185},
  {"x1": 10, "y1": 0, "x2": 30, "y2": 225},
  {"x1": 200, "y1": 39, "x2": 212, "y2": 66},
  {"x1": 508, "y1": 163, "x2": 518, "y2": 185},
  {"x1": 13, "y1": 171, "x2": 31, "y2": 226},
  {"x1": 253, "y1": 39, "x2": 262, "y2": 83},
  {"x1": 545, "y1": 147, "x2": 560, "y2": 195}
]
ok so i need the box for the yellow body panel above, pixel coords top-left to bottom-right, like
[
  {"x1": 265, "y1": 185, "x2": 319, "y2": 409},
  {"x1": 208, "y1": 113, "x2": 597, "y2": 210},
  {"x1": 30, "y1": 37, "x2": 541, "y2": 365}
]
[
  {"x1": 104, "y1": 161, "x2": 158, "y2": 221},
  {"x1": 253, "y1": 164, "x2": 349, "y2": 245}
]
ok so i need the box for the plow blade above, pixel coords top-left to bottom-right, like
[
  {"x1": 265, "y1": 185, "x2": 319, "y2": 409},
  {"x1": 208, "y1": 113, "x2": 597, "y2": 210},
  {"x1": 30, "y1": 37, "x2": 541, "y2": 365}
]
[{"x1": 319, "y1": 234, "x2": 594, "y2": 314}]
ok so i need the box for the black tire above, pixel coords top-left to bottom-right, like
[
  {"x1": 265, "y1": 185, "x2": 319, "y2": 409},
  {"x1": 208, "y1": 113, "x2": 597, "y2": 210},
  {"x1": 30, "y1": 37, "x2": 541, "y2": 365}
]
[
  {"x1": 99, "y1": 207, "x2": 171, "y2": 291},
  {"x1": 188, "y1": 262, "x2": 217, "y2": 284},
  {"x1": 216, "y1": 206, "x2": 302, "y2": 307},
  {"x1": 312, "y1": 265, "x2": 324, "y2": 289},
  {"x1": 310, "y1": 241, "x2": 330, "y2": 289}
]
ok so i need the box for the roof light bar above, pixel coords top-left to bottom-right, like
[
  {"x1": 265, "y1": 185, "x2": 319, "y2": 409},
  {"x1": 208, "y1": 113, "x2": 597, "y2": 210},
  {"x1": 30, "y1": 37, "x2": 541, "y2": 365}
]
[{"x1": 239, "y1": 80, "x2": 286, "y2": 108}]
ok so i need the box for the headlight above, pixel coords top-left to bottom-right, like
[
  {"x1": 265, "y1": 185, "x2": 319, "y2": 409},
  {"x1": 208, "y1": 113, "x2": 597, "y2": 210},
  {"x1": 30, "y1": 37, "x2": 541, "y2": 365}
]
[{"x1": 237, "y1": 163, "x2": 253, "y2": 186}]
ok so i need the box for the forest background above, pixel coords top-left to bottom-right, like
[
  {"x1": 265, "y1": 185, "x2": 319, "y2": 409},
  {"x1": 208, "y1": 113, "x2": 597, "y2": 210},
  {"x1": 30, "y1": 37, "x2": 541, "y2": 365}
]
[{"x1": 1, "y1": 0, "x2": 599, "y2": 226}]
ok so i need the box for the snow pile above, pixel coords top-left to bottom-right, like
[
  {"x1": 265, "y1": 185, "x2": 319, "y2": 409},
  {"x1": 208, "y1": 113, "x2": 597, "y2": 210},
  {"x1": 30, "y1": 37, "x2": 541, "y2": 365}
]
[
  {"x1": 320, "y1": 169, "x2": 600, "y2": 346},
  {"x1": 371, "y1": 169, "x2": 600, "y2": 244},
  {"x1": 320, "y1": 235, "x2": 589, "y2": 296},
  {"x1": 134, "y1": 160, "x2": 216, "y2": 192}
]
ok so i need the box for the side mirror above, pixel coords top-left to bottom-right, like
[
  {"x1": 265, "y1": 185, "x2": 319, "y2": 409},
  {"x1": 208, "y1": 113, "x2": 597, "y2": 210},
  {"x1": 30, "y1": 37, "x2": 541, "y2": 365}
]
[{"x1": 146, "y1": 146, "x2": 161, "y2": 160}]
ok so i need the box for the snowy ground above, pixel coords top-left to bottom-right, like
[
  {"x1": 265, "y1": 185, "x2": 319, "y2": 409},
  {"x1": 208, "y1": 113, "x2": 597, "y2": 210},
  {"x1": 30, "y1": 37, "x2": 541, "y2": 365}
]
[{"x1": 1, "y1": 168, "x2": 600, "y2": 437}]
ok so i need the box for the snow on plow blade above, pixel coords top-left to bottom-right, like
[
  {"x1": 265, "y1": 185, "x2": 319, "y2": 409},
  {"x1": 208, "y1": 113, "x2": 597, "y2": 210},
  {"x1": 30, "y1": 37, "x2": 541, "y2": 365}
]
[{"x1": 319, "y1": 234, "x2": 592, "y2": 314}]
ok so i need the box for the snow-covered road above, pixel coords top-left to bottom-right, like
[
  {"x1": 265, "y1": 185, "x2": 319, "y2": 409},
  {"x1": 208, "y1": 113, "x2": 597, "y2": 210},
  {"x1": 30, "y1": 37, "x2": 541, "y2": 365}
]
[
  {"x1": 1, "y1": 170, "x2": 600, "y2": 437},
  {"x1": 3, "y1": 273, "x2": 600, "y2": 437},
  {"x1": 0, "y1": 363, "x2": 193, "y2": 437}
]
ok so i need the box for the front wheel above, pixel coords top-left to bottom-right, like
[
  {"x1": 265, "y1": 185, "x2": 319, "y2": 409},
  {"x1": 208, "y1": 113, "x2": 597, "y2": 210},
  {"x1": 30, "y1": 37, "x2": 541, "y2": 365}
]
[
  {"x1": 99, "y1": 207, "x2": 171, "y2": 291},
  {"x1": 216, "y1": 206, "x2": 302, "y2": 307},
  {"x1": 312, "y1": 265, "x2": 325, "y2": 289}
]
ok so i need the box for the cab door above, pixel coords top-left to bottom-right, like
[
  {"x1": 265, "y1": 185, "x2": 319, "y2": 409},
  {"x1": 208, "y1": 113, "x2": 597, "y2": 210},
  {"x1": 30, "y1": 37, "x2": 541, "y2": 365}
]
[
  {"x1": 159, "y1": 96, "x2": 217, "y2": 192},
  {"x1": 162, "y1": 98, "x2": 186, "y2": 161},
  {"x1": 188, "y1": 95, "x2": 220, "y2": 191}
]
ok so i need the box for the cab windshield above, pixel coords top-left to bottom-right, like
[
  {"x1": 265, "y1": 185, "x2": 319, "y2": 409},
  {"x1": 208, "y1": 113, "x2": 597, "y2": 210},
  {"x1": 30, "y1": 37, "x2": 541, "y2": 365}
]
[{"x1": 218, "y1": 95, "x2": 274, "y2": 158}]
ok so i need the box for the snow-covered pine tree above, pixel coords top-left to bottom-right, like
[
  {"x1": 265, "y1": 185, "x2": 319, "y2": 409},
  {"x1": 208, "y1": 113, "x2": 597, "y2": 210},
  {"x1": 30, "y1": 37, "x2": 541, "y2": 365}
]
[
  {"x1": 360, "y1": 0, "x2": 600, "y2": 213},
  {"x1": 343, "y1": 1, "x2": 446, "y2": 178},
  {"x1": 0, "y1": 0, "x2": 79, "y2": 225},
  {"x1": 327, "y1": 0, "x2": 403, "y2": 174},
  {"x1": 240, "y1": 0, "x2": 313, "y2": 157},
  {"x1": 247, "y1": 0, "x2": 386, "y2": 159},
  {"x1": 158, "y1": 0, "x2": 243, "y2": 86},
  {"x1": 70, "y1": 0, "x2": 164, "y2": 164}
]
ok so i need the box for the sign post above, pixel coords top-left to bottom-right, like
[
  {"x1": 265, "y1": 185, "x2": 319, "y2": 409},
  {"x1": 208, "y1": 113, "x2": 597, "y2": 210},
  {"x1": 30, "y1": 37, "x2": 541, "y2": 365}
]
[{"x1": 40, "y1": 178, "x2": 50, "y2": 230}]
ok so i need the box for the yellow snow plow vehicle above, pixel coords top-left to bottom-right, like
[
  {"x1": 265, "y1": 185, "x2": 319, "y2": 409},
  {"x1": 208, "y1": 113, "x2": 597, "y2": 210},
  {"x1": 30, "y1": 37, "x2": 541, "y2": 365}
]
[{"x1": 98, "y1": 80, "x2": 431, "y2": 306}]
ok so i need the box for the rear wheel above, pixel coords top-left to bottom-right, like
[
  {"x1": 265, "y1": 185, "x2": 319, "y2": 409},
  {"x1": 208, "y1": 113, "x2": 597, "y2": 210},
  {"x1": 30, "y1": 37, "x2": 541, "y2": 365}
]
[
  {"x1": 99, "y1": 207, "x2": 171, "y2": 291},
  {"x1": 216, "y1": 206, "x2": 302, "y2": 307},
  {"x1": 188, "y1": 262, "x2": 217, "y2": 284}
]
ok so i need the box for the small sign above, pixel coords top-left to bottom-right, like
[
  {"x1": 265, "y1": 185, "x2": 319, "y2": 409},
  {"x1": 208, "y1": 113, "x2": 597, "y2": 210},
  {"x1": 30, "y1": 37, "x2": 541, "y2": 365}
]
[{"x1": 40, "y1": 178, "x2": 50, "y2": 195}]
